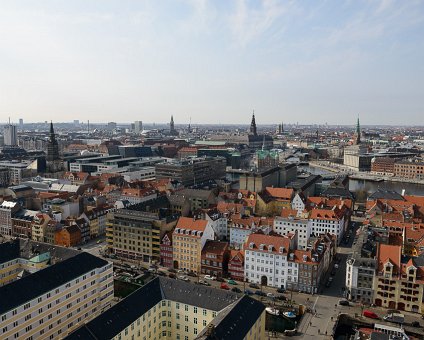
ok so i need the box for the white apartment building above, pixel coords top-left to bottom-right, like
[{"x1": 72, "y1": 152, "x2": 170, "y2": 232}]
[
  {"x1": 273, "y1": 215, "x2": 310, "y2": 250},
  {"x1": 205, "y1": 210, "x2": 227, "y2": 241},
  {"x1": 291, "y1": 193, "x2": 306, "y2": 216},
  {"x1": 244, "y1": 233, "x2": 298, "y2": 288},
  {"x1": 309, "y1": 208, "x2": 348, "y2": 244},
  {"x1": 0, "y1": 252, "x2": 113, "y2": 340},
  {"x1": 229, "y1": 217, "x2": 273, "y2": 249}
]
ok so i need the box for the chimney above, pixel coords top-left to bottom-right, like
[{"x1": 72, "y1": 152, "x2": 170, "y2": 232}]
[{"x1": 205, "y1": 324, "x2": 215, "y2": 336}]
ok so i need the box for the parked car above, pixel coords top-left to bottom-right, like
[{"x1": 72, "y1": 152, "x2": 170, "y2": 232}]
[
  {"x1": 227, "y1": 279, "x2": 237, "y2": 285},
  {"x1": 363, "y1": 310, "x2": 379, "y2": 319},
  {"x1": 249, "y1": 283, "x2": 260, "y2": 289},
  {"x1": 187, "y1": 271, "x2": 197, "y2": 277},
  {"x1": 411, "y1": 321, "x2": 421, "y2": 327},
  {"x1": 384, "y1": 313, "x2": 404, "y2": 324},
  {"x1": 168, "y1": 268, "x2": 177, "y2": 273},
  {"x1": 204, "y1": 275, "x2": 216, "y2": 280},
  {"x1": 276, "y1": 295, "x2": 287, "y2": 301},
  {"x1": 220, "y1": 283, "x2": 230, "y2": 290},
  {"x1": 267, "y1": 293, "x2": 275, "y2": 299},
  {"x1": 216, "y1": 277, "x2": 225, "y2": 282},
  {"x1": 157, "y1": 271, "x2": 166, "y2": 276},
  {"x1": 244, "y1": 289, "x2": 254, "y2": 295},
  {"x1": 338, "y1": 299, "x2": 350, "y2": 306},
  {"x1": 198, "y1": 280, "x2": 211, "y2": 286},
  {"x1": 231, "y1": 287, "x2": 242, "y2": 293},
  {"x1": 178, "y1": 275, "x2": 189, "y2": 282},
  {"x1": 277, "y1": 287, "x2": 286, "y2": 294},
  {"x1": 255, "y1": 290, "x2": 266, "y2": 296},
  {"x1": 168, "y1": 273, "x2": 176, "y2": 279}
]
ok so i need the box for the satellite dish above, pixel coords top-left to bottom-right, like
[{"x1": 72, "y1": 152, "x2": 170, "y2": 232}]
[{"x1": 237, "y1": 192, "x2": 243, "y2": 199}]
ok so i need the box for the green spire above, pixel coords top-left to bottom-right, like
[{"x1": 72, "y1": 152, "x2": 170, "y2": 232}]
[{"x1": 356, "y1": 116, "x2": 361, "y2": 144}]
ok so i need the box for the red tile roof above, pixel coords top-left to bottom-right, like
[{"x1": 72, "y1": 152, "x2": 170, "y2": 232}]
[
  {"x1": 264, "y1": 187, "x2": 294, "y2": 200},
  {"x1": 175, "y1": 217, "x2": 208, "y2": 232}
]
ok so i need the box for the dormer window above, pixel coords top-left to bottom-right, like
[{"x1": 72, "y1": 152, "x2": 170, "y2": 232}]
[
  {"x1": 268, "y1": 245, "x2": 274, "y2": 252},
  {"x1": 249, "y1": 242, "x2": 255, "y2": 249},
  {"x1": 259, "y1": 244, "x2": 265, "y2": 251},
  {"x1": 279, "y1": 246, "x2": 285, "y2": 254}
]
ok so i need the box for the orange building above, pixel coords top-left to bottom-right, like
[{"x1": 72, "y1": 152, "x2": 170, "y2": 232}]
[{"x1": 55, "y1": 225, "x2": 81, "y2": 247}]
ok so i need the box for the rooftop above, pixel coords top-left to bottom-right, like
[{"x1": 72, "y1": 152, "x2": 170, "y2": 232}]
[
  {"x1": 66, "y1": 277, "x2": 246, "y2": 340},
  {"x1": 0, "y1": 252, "x2": 108, "y2": 316}
]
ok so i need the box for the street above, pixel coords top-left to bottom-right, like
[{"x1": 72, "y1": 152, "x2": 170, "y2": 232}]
[{"x1": 80, "y1": 229, "x2": 424, "y2": 338}]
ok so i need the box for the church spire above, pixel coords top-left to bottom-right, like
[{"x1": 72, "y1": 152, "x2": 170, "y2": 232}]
[
  {"x1": 50, "y1": 121, "x2": 54, "y2": 134},
  {"x1": 356, "y1": 116, "x2": 361, "y2": 144},
  {"x1": 250, "y1": 110, "x2": 257, "y2": 136}
]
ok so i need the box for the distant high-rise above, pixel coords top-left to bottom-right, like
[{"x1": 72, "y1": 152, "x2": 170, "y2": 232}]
[
  {"x1": 107, "y1": 122, "x2": 117, "y2": 130},
  {"x1": 3, "y1": 124, "x2": 17, "y2": 146},
  {"x1": 169, "y1": 115, "x2": 178, "y2": 136},
  {"x1": 134, "y1": 121, "x2": 143, "y2": 134},
  {"x1": 250, "y1": 111, "x2": 257, "y2": 136},
  {"x1": 19, "y1": 119, "x2": 23, "y2": 129}
]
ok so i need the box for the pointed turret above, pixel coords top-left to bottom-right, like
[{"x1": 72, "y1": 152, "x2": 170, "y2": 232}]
[
  {"x1": 355, "y1": 116, "x2": 361, "y2": 144},
  {"x1": 250, "y1": 110, "x2": 257, "y2": 136},
  {"x1": 170, "y1": 115, "x2": 175, "y2": 134}
]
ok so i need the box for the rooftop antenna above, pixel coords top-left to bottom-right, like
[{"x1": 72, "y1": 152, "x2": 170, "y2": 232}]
[{"x1": 88, "y1": 120, "x2": 90, "y2": 134}]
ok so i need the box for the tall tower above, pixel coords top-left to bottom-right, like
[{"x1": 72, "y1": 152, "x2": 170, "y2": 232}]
[
  {"x1": 46, "y1": 122, "x2": 62, "y2": 172},
  {"x1": 250, "y1": 111, "x2": 257, "y2": 136},
  {"x1": 355, "y1": 116, "x2": 361, "y2": 144},
  {"x1": 170, "y1": 115, "x2": 176, "y2": 135},
  {"x1": 3, "y1": 123, "x2": 17, "y2": 146}
]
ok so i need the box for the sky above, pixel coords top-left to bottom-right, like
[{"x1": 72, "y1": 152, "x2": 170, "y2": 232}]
[{"x1": 0, "y1": 0, "x2": 423, "y2": 125}]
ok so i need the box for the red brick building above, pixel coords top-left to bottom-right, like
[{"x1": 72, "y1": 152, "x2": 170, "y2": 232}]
[
  {"x1": 201, "y1": 240, "x2": 229, "y2": 278},
  {"x1": 160, "y1": 232, "x2": 173, "y2": 269},
  {"x1": 370, "y1": 157, "x2": 396, "y2": 175},
  {"x1": 228, "y1": 250, "x2": 244, "y2": 281}
]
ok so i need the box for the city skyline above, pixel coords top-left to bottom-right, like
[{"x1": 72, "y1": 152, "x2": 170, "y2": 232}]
[{"x1": 1, "y1": 1, "x2": 423, "y2": 125}]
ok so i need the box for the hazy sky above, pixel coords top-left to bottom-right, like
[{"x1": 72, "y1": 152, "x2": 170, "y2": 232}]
[{"x1": 0, "y1": 0, "x2": 423, "y2": 125}]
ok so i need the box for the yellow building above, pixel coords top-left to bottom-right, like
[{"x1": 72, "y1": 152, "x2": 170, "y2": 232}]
[
  {"x1": 0, "y1": 250, "x2": 113, "y2": 340},
  {"x1": 256, "y1": 187, "x2": 294, "y2": 216},
  {"x1": 67, "y1": 277, "x2": 266, "y2": 340},
  {"x1": 373, "y1": 243, "x2": 424, "y2": 313},
  {"x1": 172, "y1": 217, "x2": 215, "y2": 273},
  {"x1": 106, "y1": 208, "x2": 176, "y2": 264}
]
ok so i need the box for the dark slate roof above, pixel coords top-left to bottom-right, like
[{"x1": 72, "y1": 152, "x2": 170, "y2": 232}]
[
  {"x1": 66, "y1": 277, "x2": 241, "y2": 340},
  {"x1": 196, "y1": 295, "x2": 265, "y2": 340},
  {"x1": 0, "y1": 252, "x2": 108, "y2": 316},
  {"x1": 368, "y1": 189, "x2": 404, "y2": 201},
  {"x1": 0, "y1": 240, "x2": 20, "y2": 265},
  {"x1": 180, "y1": 188, "x2": 214, "y2": 200},
  {"x1": 66, "y1": 278, "x2": 163, "y2": 340},
  {"x1": 160, "y1": 277, "x2": 239, "y2": 311},
  {"x1": 322, "y1": 187, "x2": 354, "y2": 199},
  {"x1": 9, "y1": 184, "x2": 33, "y2": 192}
]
